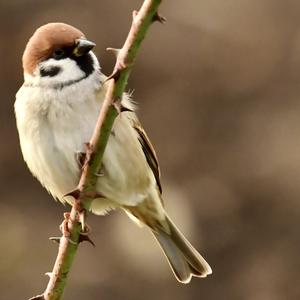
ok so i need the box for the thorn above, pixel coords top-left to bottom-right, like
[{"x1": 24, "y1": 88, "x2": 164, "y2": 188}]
[
  {"x1": 84, "y1": 142, "x2": 92, "y2": 151},
  {"x1": 106, "y1": 68, "x2": 121, "y2": 82},
  {"x1": 106, "y1": 58, "x2": 131, "y2": 82},
  {"x1": 63, "y1": 189, "x2": 80, "y2": 200},
  {"x1": 79, "y1": 234, "x2": 96, "y2": 247},
  {"x1": 29, "y1": 295, "x2": 45, "y2": 300},
  {"x1": 132, "y1": 10, "x2": 138, "y2": 19},
  {"x1": 106, "y1": 47, "x2": 121, "y2": 58},
  {"x1": 75, "y1": 151, "x2": 86, "y2": 169},
  {"x1": 49, "y1": 236, "x2": 61, "y2": 244},
  {"x1": 152, "y1": 12, "x2": 167, "y2": 24},
  {"x1": 45, "y1": 272, "x2": 52, "y2": 277}
]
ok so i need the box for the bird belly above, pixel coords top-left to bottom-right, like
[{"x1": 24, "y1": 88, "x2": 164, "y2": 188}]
[
  {"x1": 15, "y1": 86, "x2": 156, "y2": 214},
  {"x1": 96, "y1": 114, "x2": 154, "y2": 207}
]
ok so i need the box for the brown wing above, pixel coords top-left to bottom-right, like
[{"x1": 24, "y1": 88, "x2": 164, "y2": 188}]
[{"x1": 133, "y1": 121, "x2": 162, "y2": 194}]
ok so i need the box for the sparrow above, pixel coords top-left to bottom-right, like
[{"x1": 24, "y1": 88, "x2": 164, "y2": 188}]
[{"x1": 14, "y1": 23, "x2": 212, "y2": 283}]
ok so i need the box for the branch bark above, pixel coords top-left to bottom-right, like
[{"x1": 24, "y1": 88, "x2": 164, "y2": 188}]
[{"x1": 29, "y1": 1, "x2": 163, "y2": 300}]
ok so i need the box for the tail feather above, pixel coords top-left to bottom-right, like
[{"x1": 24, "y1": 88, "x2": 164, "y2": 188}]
[{"x1": 152, "y1": 215, "x2": 212, "y2": 283}]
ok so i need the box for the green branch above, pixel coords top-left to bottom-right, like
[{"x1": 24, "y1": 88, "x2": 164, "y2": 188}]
[{"x1": 29, "y1": 1, "x2": 163, "y2": 300}]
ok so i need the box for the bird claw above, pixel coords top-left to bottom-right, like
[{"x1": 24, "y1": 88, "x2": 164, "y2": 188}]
[
  {"x1": 78, "y1": 210, "x2": 87, "y2": 232},
  {"x1": 71, "y1": 209, "x2": 91, "y2": 235},
  {"x1": 77, "y1": 210, "x2": 95, "y2": 246},
  {"x1": 59, "y1": 212, "x2": 71, "y2": 235},
  {"x1": 57, "y1": 213, "x2": 77, "y2": 244},
  {"x1": 66, "y1": 237, "x2": 77, "y2": 245},
  {"x1": 94, "y1": 171, "x2": 104, "y2": 177},
  {"x1": 53, "y1": 209, "x2": 94, "y2": 246}
]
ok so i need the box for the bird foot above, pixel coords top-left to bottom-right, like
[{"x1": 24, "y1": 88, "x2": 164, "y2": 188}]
[
  {"x1": 77, "y1": 210, "x2": 95, "y2": 246},
  {"x1": 55, "y1": 211, "x2": 95, "y2": 246},
  {"x1": 58, "y1": 212, "x2": 77, "y2": 244}
]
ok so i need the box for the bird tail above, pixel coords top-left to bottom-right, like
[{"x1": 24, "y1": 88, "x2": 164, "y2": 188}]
[{"x1": 152, "y1": 215, "x2": 212, "y2": 283}]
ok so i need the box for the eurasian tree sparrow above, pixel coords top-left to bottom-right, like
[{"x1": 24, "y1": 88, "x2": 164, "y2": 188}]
[{"x1": 14, "y1": 23, "x2": 212, "y2": 283}]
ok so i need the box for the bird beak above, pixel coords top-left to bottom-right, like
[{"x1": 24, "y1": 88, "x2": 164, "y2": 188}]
[{"x1": 73, "y1": 39, "x2": 96, "y2": 57}]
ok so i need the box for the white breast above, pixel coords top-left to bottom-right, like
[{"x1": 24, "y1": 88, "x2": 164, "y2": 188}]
[
  {"x1": 15, "y1": 73, "x2": 157, "y2": 214},
  {"x1": 15, "y1": 72, "x2": 103, "y2": 201}
]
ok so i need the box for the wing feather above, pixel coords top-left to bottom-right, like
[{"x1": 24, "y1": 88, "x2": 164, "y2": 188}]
[{"x1": 133, "y1": 122, "x2": 162, "y2": 194}]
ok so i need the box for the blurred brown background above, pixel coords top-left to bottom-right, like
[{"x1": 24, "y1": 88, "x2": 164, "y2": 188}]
[{"x1": 1, "y1": 0, "x2": 300, "y2": 299}]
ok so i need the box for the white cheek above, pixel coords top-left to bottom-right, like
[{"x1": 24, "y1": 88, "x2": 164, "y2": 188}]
[
  {"x1": 23, "y1": 51, "x2": 100, "y2": 88},
  {"x1": 37, "y1": 58, "x2": 85, "y2": 84}
]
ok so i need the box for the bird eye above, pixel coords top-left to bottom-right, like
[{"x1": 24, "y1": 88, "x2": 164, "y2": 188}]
[{"x1": 53, "y1": 48, "x2": 65, "y2": 59}]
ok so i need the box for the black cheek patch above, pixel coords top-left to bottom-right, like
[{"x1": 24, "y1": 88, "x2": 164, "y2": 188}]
[{"x1": 40, "y1": 66, "x2": 62, "y2": 77}]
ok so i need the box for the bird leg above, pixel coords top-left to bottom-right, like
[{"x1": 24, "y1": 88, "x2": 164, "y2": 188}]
[{"x1": 51, "y1": 211, "x2": 94, "y2": 246}]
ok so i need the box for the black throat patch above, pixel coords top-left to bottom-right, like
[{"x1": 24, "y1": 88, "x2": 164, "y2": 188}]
[{"x1": 72, "y1": 53, "x2": 95, "y2": 77}]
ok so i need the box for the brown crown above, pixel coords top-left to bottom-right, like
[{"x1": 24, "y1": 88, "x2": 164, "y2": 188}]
[{"x1": 22, "y1": 23, "x2": 85, "y2": 74}]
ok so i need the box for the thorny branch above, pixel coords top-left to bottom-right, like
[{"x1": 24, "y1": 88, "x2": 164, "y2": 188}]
[{"x1": 29, "y1": 1, "x2": 164, "y2": 300}]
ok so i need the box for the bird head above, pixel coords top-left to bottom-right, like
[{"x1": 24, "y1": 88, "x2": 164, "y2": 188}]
[{"x1": 22, "y1": 22, "x2": 99, "y2": 88}]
